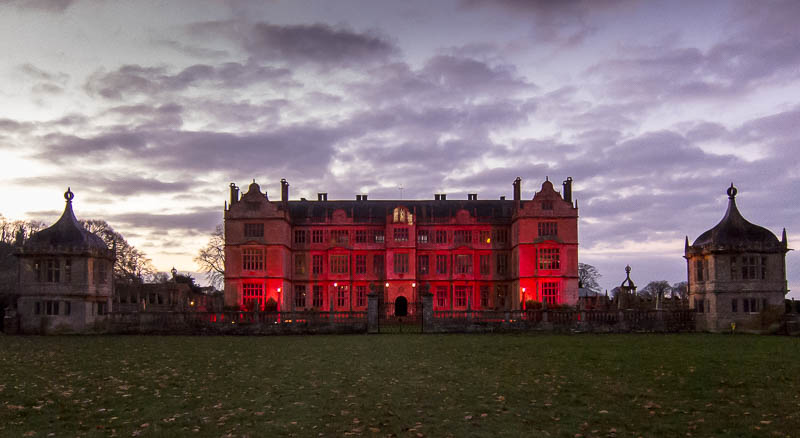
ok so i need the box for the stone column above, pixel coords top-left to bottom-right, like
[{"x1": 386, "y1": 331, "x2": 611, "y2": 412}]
[{"x1": 367, "y1": 293, "x2": 379, "y2": 334}]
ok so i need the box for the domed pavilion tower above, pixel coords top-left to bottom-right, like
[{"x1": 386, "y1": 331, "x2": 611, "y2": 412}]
[
  {"x1": 13, "y1": 189, "x2": 116, "y2": 334},
  {"x1": 685, "y1": 184, "x2": 789, "y2": 333}
]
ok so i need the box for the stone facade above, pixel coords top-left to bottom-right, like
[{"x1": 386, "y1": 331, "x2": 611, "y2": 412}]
[
  {"x1": 685, "y1": 184, "x2": 789, "y2": 333},
  {"x1": 11, "y1": 189, "x2": 115, "y2": 334},
  {"x1": 224, "y1": 177, "x2": 579, "y2": 314}
]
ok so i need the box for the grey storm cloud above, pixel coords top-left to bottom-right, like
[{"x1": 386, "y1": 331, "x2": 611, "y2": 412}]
[
  {"x1": 15, "y1": 174, "x2": 196, "y2": 197},
  {"x1": 241, "y1": 22, "x2": 398, "y2": 65},
  {"x1": 85, "y1": 62, "x2": 294, "y2": 99},
  {"x1": 38, "y1": 130, "x2": 150, "y2": 159},
  {"x1": 2, "y1": 0, "x2": 76, "y2": 12},
  {"x1": 588, "y1": 4, "x2": 800, "y2": 104},
  {"x1": 352, "y1": 56, "x2": 534, "y2": 106},
  {"x1": 0, "y1": 119, "x2": 29, "y2": 133},
  {"x1": 105, "y1": 208, "x2": 222, "y2": 233},
  {"x1": 18, "y1": 63, "x2": 69, "y2": 83},
  {"x1": 187, "y1": 20, "x2": 399, "y2": 67},
  {"x1": 461, "y1": 0, "x2": 636, "y2": 46},
  {"x1": 148, "y1": 124, "x2": 348, "y2": 176}
]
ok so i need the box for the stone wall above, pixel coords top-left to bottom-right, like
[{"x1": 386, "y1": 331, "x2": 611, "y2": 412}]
[
  {"x1": 422, "y1": 308, "x2": 697, "y2": 334},
  {"x1": 105, "y1": 310, "x2": 368, "y2": 335}
]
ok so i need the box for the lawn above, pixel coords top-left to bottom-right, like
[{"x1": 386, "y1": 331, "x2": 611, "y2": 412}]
[{"x1": 1, "y1": 334, "x2": 798, "y2": 437}]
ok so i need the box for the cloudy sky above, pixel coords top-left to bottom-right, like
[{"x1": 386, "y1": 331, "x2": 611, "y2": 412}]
[{"x1": 1, "y1": 0, "x2": 798, "y2": 296}]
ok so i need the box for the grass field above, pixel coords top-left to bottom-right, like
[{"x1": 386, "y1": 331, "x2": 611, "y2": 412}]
[{"x1": 1, "y1": 334, "x2": 799, "y2": 437}]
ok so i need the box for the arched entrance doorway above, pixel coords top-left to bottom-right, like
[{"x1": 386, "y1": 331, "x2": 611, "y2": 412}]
[{"x1": 394, "y1": 296, "x2": 408, "y2": 317}]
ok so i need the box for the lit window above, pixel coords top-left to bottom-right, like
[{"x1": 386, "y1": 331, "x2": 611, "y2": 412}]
[
  {"x1": 373, "y1": 230, "x2": 385, "y2": 243},
  {"x1": 417, "y1": 230, "x2": 429, "y2": 243},
  {"x1": 393, "y1": 207, "x2": 413, "y2": 224},
  {"x1": 479, "y1": 231, "x2": 490, "y2": 244}
]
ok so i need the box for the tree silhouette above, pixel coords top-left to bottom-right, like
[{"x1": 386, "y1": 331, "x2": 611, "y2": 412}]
[{"x1": 195, "y1": 224, "x2": 225, "y2": 290}]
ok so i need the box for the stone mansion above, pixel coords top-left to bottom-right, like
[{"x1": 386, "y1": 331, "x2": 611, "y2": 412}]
[{"x1": 223, "y1": 177, "x2": 579, "y2": 314}]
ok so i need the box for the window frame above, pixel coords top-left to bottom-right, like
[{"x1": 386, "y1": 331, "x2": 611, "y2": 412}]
[
  {"x1": 436, "y1": 254, "x2": 448, "y2": 274},
  {"x1": 244, "y1": 223, "x2": 264, "y2": 238},
  {"x1": 295, "y1": 285, "x2": 307, "y2": 308},
  {"x1": 542, "y1": 282, "x2": 559, "y2": 305},
  {"x1": 242, "y1": 248, "x2": 265, "y2": 271},
  {"x1": 393, "y1": 253, "x2": 409, "y2": 274}
]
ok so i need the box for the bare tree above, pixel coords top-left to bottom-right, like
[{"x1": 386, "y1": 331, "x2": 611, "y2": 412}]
[
  {"x1": 80, "y1": 219, "x2": 155, "y2": 283},
  {"x1": 640, "y1": 280, "x2": 672, "y2": 302},
  {"x1": 578, "y1": 263, "x2": 602, "y2": 294},
  {"x1": 671, "y1": 281, "x2": 688, "y2": 300},
  {"x1": 195, "y1": 224, "x2": 224, "y2": 290},
  {"x1": 0, "y1": 214, "x2": 45, "y2": 245}
]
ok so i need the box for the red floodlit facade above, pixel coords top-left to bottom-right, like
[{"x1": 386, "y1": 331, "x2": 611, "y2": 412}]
[{"x1": 223, "y1": 177, "x2": 579, "y2": 314}]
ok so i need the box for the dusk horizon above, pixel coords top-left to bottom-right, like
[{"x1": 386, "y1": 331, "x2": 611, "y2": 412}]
[{"x1": 1, "y1": 0, "x2": 798, "y2": 297}]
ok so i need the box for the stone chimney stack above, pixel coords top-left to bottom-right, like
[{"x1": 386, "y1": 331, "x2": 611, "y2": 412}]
[
  {"x1": 229, "y1": 183, "x2": 239, "y2": 205},
  {"x1": 280, "y1": 178, "x2": 289, "y2": 202},
  {"x1": 562, "y1": 177, "x2": 573, "y2": 204},
  {"x1": 513, "y1": 177, "x2": 521, "y2": 202}
]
